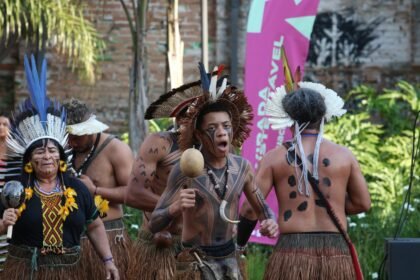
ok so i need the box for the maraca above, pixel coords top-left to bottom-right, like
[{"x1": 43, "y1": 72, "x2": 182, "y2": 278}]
[
  {"x1": 1, "y1": 180, "x2": 25, "y2": 239},
  {"x1": 179, "y1": 148, "x2": 204, "y2": 178},
  {"x1": 153, "y1": 148, "x2": 204, "y2": 247}
]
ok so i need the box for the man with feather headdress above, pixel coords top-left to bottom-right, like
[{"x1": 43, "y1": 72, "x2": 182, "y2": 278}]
[
  {"x1": 125, "y1": 76, "x2": 207, "y2": 279},
  {"x1": 239, "y1": 49, "x2": 371, "y2": 280},
  {"x1": 149, "y1": 63, "x2": 278, "y2": 280}
]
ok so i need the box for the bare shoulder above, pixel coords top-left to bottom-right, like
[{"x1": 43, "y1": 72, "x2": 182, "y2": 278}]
[
  {"x1": 260, "y1": 145, "x2": 287, "y2": 168},
  {"x1": 320, "y1": 140, "x2": 357, "y2": 165},
  {"x1": 322, "y1": 139, "x2": 355, "y2": 159},
  {"x1": 105, "y1": 134, "x2": 132, "y2": 156},
  {"x1": 229, "y1": 153, "x2": 252, "y2": 170},
  {"x1": 137, "y1": 131, "x2": 174, "y2": 154}
]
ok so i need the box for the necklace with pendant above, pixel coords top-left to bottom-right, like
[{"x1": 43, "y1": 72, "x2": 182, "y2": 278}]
[{"x1": 206, "y1": 157, "x2": 229, "y2": 200}]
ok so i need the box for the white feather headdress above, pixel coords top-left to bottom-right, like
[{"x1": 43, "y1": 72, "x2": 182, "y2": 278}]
[
  {"x1": 266, "y1": 81, "x2": 346, "y2": 130},
  {"x1": 265, "y1": 48, "x2": 346, "y2": 197}
]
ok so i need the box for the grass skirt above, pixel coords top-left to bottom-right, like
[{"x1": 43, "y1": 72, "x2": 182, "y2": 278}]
[
  {"x1": 3, "y1": 244, "x2": 85, "y2": 280},
  {"x1": 174, "y1": 242, "x2": 242, "y2": 280},
  {"x1": 263, "y1": 232, "x2": 356, "y2": 280},
  {"x1": 80, "y1": 218, "x2": 131, "y2": 279},
  {"x1": 127, "y1": 229, "x2": 181, "y2": 280}
]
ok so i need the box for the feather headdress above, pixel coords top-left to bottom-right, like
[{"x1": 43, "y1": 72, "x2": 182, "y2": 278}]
[
  {"x1": 178, "y1": 63, "x2": 253, "y2": 150},
  {"x1": 266, "y1": 48, "x2": 346, "y2": 130},
  {"x1": 1, "y1": 55, "x2": 69, "y2": 180},
  {"x1": 265, "y1": 47, "x2": 346, "y2": 197},
  {"x1": 145, "y1": 69, "x2": 227, "y2": 120}
]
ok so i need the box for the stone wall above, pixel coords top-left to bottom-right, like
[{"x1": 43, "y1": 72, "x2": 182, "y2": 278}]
[{"x1": 0, "y1": 0, "x2": 419, "y2": 133}]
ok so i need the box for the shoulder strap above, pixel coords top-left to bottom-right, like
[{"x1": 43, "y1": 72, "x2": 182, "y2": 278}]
[
  {"x1": 282, "y1": 142, "x2": 364, "y2": 280},
  {"x1": 82, "y1": 135, "x2": 116, "y2": 174}
]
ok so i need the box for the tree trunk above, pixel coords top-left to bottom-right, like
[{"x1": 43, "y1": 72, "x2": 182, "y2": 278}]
[{"x1": 122, "y1": 0, "x2": 149, "y2": 153}]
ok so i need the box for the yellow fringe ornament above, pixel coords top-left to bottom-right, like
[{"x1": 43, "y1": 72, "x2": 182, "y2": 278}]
[
  {"x1": 94, "y1": 195, "x2": 109, "y2": 218},
  {"x1": 17, "y1": 187, "x2": 33, "y2": 217},
  {"x1": 59, "y1": 187, "x2": 78, "y2": 221}
]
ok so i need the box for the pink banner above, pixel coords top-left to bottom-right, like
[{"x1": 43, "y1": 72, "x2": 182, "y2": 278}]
[{"x1": 242, "y1": 0, "x2": 320, "y2": 245}]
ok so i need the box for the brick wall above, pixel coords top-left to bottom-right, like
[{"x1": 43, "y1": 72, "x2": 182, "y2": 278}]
[{"x1": 1, "y1": 0, "x2": 419, "y2": 134}]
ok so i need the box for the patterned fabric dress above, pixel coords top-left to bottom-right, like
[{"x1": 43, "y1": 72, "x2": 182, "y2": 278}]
[{"x1": 0, "y1": 176, "x2": 99, "y2": 280}]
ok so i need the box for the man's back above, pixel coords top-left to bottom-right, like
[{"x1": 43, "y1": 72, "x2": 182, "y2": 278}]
[{"x1": 258, "y1": 137, "x2": 370, "y2": 233}]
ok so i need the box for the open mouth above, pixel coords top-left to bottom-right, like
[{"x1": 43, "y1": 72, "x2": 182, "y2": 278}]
[{"x1": 217, "y1": 141, "x2": 229, "y2": 151}]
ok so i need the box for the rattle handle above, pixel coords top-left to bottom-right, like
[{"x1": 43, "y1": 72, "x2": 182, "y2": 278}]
[{"x1": 7, "y1": 225, "x2": 13, "y2": 239}]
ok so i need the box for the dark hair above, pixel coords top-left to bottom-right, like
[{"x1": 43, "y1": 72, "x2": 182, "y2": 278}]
[
  {"x1": 282, "y1": 88, "x2": 326, "y2": 129},
  {"x1": 20, "y1": 138, "x2": 68, "y2": 186},
  {"x1": 63, "y1": 98, "x2": 91, "y2": 125},
  {"x1": 0, "y1": 111, "x2": 10, "y2": 119},
  {"x1": 23, "y1": 138, "x2": 67, "y2": 165},
  {"x1": 195, "y1": 101, "x2": 232, "y2": 130}
]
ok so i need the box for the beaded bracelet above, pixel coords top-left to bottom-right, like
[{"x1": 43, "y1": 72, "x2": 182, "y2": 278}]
[{"x1": 103, "y1": 256, "x2": 114, "y2": 264}]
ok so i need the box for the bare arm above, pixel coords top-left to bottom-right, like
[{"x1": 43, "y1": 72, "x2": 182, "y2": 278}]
[
  {"x1": 242, "y1": 162, "x2": 275, "y2": 221},
  {"x1": 125, "y1": 134, "x2": 169, "y2": 211},
  {"x1": 345, "y1": 151, "x2": 371, "y2": 215},
  {"x1": 79, "y1": 140, "x2": 134, "y2": 205},
  {"x1": 240, "y1": 153, "x2": 275, "y2": 220},
  {"x1": 149, "y1": 164, "x2": 190, "y2": 233},
  {"x1": 239, "y1": 160, "x2": 278, "y2": 241},
  {"x1": 86, "y1": 217, "x2": 120, "y2": 280}
]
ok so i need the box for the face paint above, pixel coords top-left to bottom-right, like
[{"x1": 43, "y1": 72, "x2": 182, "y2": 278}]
[
  {"x1": 199, "y1": 112, "x2": 232, "y2": 159},
  {"x1": 30, "y1": 140, "x2": 60, "y2": 178}
]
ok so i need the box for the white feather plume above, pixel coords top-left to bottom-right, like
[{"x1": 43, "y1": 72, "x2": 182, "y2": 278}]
[
  {"x1": 209, "y1": 66, "x2": 218, "y2": 101},
  {"x1": 266, "y1": 86, "x2": 294, "y2": 130}
]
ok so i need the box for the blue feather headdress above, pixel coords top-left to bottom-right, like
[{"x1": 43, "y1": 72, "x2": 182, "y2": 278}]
[{"x1": 2, "y1": 55, "x2": 68, "y2": 179}]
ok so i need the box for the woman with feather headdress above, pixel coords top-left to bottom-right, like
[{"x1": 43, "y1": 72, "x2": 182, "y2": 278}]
[{"x1": 0, "y1": 55, "x2": 119, "y2": 280}]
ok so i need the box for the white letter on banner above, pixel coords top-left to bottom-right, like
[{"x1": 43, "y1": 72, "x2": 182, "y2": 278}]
[{"x1": 258, "y1": 86, "x2": 269, "y2": 101}]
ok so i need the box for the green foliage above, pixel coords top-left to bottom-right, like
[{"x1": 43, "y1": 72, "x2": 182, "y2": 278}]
[
  {"x1": 148, "y1": 118, "x2": 174, "y2": 133},
  {"x1": 327, "y1": 81, "x2": 420, "y2": 278},
  {"x1": 0, "y1": 0, "x2": 105, "y2": 82}
]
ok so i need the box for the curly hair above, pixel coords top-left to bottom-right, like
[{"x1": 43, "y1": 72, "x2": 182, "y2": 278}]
[
  {"x1": 63, "y1": 98, "x2": 91, "y2": 125},
  {"x1": 282, "y1": 88, "x2": 326, "y2": 129}
]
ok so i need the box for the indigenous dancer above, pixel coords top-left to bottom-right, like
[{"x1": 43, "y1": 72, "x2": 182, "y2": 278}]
[
  {"x1": 63, "y1": 99, "x2": 133, "y2": 279},
  {"x1": 0, "y1": 112, "x2": 10, "y2": 272},
  {"x1": 239, "y1": 57, "x2": 371, "y2": 280},
  {"x1": 149, "y1": 64, "x2": 278, "y2": 280},
  {"x1": 0, "y1": 55, "x2": 119, "y2": 280},
  {"x1": 126, "y1": 77, "x2": 211, "y2": 279}
]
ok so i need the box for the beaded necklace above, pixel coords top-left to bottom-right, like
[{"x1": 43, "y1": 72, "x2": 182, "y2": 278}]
[
  {"x1": 34, "y1": 178, "x2": 61, "y2": 195},
  {"x1": 73, "y1": 133, "x2": 100, "y2": 177}
]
